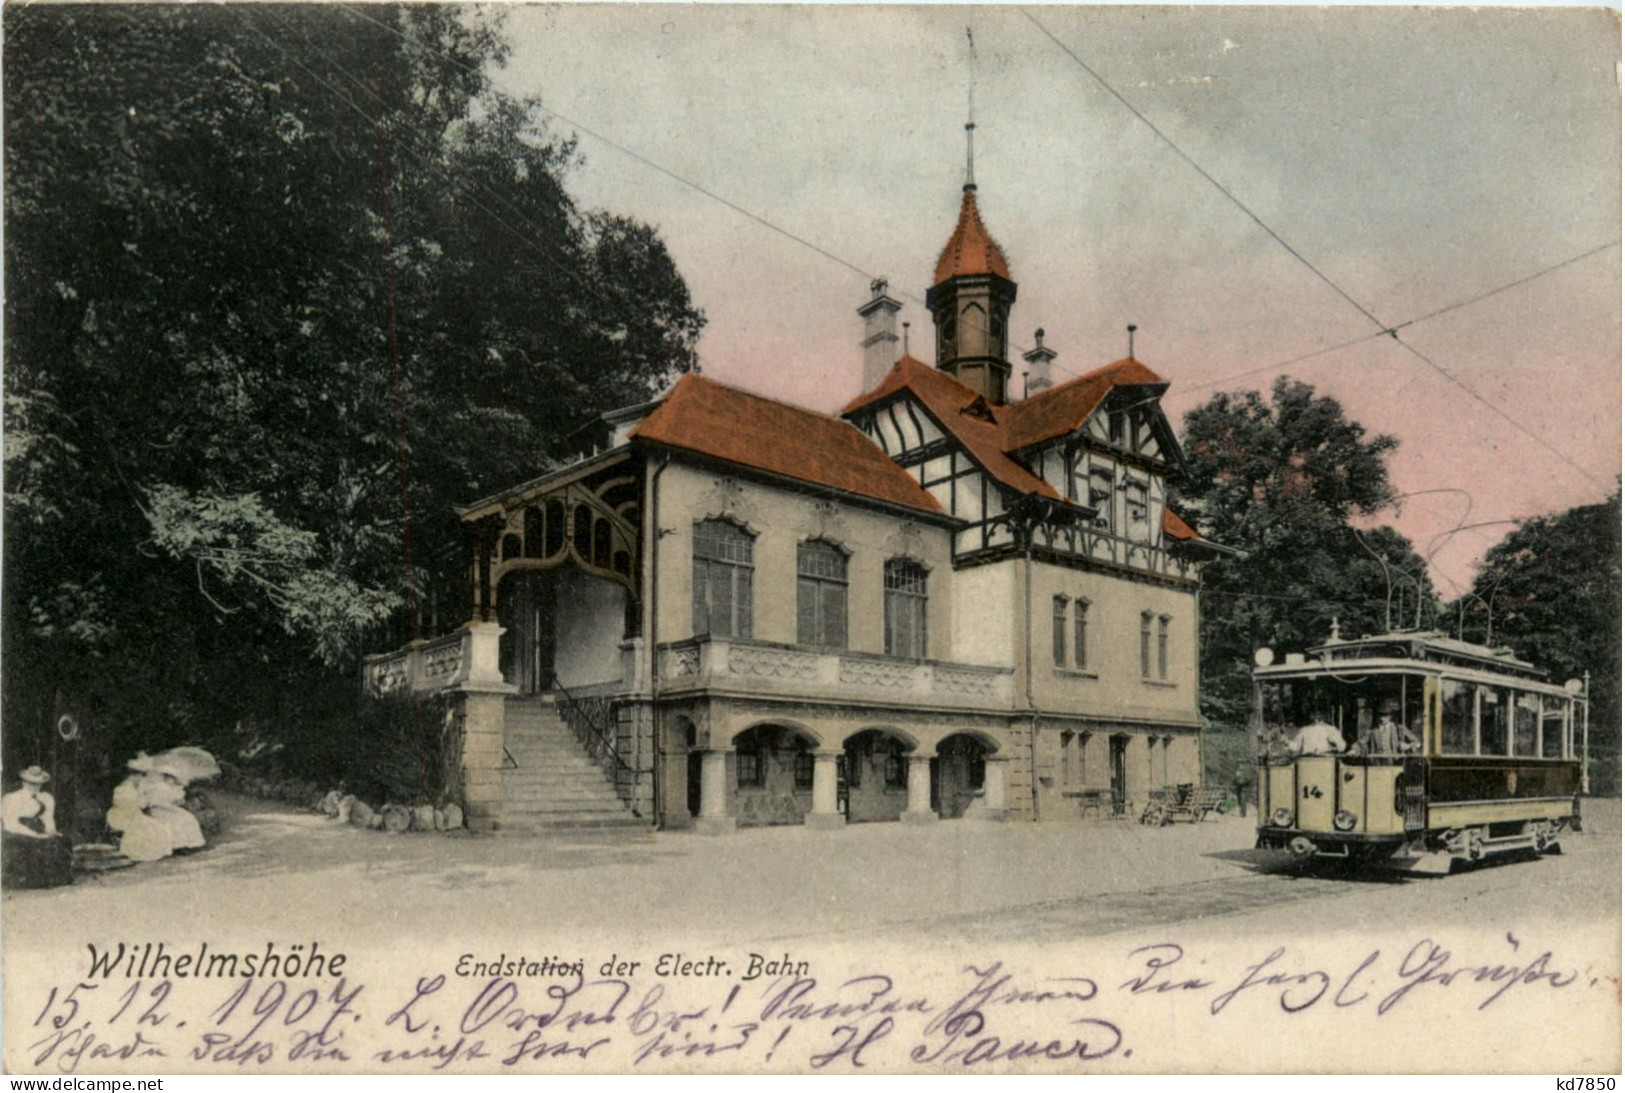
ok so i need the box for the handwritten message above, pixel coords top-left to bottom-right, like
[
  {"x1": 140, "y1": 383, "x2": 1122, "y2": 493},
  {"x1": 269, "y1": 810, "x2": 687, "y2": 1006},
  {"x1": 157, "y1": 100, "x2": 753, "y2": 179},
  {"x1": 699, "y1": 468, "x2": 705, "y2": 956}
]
[{"x1": 12, "y1": 931, "x2": 1609, "y2": 1074}]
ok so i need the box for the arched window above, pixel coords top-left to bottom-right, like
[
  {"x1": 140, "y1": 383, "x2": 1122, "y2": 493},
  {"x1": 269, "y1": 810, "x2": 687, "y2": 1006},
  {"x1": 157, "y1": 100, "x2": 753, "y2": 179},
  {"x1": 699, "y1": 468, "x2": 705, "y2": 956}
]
[
  {"x1": 1157, "y1": 615, "x2": 1171, "y2": 681},
  {"x1": 1073, "y1": 599, "x2": 1090, "y2": 670},
  {"x1": 693, "y1": 519, "x2": 754, "y2": 639},
  {"x1": 796, "y1": 539, "x2": 848, "y2": 649},
  {"x1": 1052, "y1": 596, "x2": 1069, "y2": 666},
  {"x1": 883, "y1": 559, "x2": 929, "y2": 659},
  {"x1": 1140, "y1": 611, "x2": 1154, "y2": 679}
]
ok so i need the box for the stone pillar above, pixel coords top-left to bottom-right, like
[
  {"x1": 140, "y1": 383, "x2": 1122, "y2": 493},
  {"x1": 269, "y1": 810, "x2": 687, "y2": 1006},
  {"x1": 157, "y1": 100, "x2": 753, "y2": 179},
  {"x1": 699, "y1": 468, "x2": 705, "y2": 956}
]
[
  {"x1": 695, "y1": 748, "x2": 736, "y2": 835},
  {"x1": 460, "y1": 621, "x2": 507, "y2": 687},
  {"x1": 448, "y1": 621, "x2": 516, "y2": 833},
  {"x1": 457, "y1": 684, "x2": 515, "y2": 833},
  {"x1": 983, "y1": 756, "x2": 1010, "y2": 821},
  {"x1": 805, "y1": 751, "x2": 845, "y2": 830},
  {"x1": 901, "y1": 753, "x2": 937, "y2": 824}
]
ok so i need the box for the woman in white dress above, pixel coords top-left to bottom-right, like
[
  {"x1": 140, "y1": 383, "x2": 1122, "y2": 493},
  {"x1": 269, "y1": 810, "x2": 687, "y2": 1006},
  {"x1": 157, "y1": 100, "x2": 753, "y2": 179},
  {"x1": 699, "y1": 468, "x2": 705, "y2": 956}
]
[
  {"x1": 106, "y1": 774, "x2": 172, "y2": 863},
  {"x1": 138, "y1": 767, "x2": 205, "y2": 852}
]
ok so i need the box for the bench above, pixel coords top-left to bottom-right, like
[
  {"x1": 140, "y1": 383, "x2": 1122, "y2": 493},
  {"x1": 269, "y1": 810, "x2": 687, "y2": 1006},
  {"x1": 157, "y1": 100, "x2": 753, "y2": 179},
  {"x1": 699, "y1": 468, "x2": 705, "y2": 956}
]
[{"x1": 1164, "y1": 785, "x2": 1227, "y2": 824}]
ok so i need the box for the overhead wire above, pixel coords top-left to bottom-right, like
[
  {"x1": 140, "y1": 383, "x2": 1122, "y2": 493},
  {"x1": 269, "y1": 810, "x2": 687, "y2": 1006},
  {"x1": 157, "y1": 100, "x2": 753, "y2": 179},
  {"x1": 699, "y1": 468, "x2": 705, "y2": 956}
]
[{"x1": 1021, "y1": 8, "x2": 1614, "y2": 491}]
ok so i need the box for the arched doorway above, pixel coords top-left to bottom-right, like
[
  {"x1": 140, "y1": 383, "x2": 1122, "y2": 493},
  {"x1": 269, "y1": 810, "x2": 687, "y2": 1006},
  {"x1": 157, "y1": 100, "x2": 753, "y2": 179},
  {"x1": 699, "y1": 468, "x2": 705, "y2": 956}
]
[
  {"x1": 731, "y1": 724, "x2": 818, "y2": 827},
  {"x1": 933, "y1": 733, "x2": 992, "y2": 819},
  {"x1": 843, "y1": 729, "x2": 913, "y2": 823}
]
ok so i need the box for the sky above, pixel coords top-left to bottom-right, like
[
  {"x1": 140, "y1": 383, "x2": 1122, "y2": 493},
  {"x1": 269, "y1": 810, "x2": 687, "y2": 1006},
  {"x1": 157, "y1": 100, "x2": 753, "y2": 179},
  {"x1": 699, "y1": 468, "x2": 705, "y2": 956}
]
[{"x1": 490, "y1": 5, "x2": 1620, "y2": 596}]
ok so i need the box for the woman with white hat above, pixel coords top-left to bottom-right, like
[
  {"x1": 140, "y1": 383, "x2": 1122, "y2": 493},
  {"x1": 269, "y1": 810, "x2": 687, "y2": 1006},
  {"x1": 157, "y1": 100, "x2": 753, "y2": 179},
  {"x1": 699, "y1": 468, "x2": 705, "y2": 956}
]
[
  {"x1": 2, "y1": 766, "x2": 74, "y2": 888},
  {"x1": 106, "y1": 754, "x2": 175, "y2": 863}
]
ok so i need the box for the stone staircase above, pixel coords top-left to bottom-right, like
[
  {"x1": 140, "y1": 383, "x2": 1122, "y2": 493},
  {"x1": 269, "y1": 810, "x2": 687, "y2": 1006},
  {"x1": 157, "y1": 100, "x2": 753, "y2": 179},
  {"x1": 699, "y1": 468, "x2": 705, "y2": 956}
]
[{"x1": 500, "y1": 697, "x2": 644, "y2": 832}]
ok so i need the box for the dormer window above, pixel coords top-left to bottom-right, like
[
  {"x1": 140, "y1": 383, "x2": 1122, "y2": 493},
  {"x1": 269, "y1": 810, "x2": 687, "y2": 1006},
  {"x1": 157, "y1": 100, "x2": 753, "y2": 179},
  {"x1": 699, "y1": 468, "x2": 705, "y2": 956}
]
[
  {"x1": 1089, "y1": 466, "x2": 1115, "y2": 531},
  {"x1": 1126, "y1": 479, "x2": 1149, "y2": 527}
]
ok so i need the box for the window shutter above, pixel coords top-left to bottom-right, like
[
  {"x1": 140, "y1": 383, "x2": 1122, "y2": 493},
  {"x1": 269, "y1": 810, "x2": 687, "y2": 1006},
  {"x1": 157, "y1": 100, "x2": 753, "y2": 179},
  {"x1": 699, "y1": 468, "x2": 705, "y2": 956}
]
[
  {"x1": 711, "y1": 563, "x2": 732, "y2": 637},
  {"x1": 692, "y1": 559, "x2": 709, "y2": 635},
  {"x1": 736, "y1": 566, "x2": 752, "y2": 639},
  {"x1": 824, "y1": 582, "x2": 847, "y2": 648},
  {"x1": 797, "y1": 576, "x2": 817, "y2": 645}
]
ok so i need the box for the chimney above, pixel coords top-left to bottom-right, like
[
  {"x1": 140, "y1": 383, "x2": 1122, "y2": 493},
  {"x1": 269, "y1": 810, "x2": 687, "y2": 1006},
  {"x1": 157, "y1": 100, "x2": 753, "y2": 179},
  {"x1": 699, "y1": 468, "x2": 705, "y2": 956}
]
[
  {"x1": 1022, "y1": 327, "x2": 1057, "y2": 395},
  {"x1": 858, "y1": 277, "x2": 902, "y2": 393}
]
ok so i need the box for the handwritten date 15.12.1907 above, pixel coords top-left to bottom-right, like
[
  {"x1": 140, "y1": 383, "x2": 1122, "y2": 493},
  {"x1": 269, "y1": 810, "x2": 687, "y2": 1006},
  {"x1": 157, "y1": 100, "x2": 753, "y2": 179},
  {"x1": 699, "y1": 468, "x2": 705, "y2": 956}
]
[{"x1": 20, "y1": 934, "x2": 1594, "y2": 1074}]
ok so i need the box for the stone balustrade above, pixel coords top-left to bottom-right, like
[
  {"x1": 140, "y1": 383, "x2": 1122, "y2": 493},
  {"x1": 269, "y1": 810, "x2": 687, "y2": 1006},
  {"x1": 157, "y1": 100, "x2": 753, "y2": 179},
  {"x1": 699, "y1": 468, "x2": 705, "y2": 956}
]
[
  {"x1": 657, "y1": 638, "x2": 1013, "y2": 710},
  {"x1": 361, "y1": 623, "x2": 509, "y2": 697}
]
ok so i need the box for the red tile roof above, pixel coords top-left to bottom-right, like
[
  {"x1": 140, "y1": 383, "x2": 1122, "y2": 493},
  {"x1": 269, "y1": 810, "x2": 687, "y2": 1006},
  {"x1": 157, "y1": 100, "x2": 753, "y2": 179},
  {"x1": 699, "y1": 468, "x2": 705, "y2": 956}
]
[
  {"x1": 631, "y1": 375, "x2": 944, "y2": 516},
  {"x1": 934, "y1": 188, "x2": 1011, "y2": 285},
  {"x1": 1004, "y1": 357, "x2": 1166, "y2": 452}
]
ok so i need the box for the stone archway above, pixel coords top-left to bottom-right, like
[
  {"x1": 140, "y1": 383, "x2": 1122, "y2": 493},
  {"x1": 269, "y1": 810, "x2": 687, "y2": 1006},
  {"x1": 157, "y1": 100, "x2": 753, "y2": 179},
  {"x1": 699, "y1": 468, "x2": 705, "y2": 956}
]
[
  {"x1": 841, "y1": 728, "x2": 918, "y2": 824},
  {"x1": 730, "y1": 723, "x2": 820, "y2": 828},
  {"x1": 933, "y1": 732, "x2": 1005, "y2": 820}
]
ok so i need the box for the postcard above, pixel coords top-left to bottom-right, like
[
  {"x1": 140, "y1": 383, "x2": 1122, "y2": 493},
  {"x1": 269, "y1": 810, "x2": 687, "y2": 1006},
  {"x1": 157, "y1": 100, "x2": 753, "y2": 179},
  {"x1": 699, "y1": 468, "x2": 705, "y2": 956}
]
[{"x1": 2, "y1": 3, "x2": 1619, "y2": 1076}]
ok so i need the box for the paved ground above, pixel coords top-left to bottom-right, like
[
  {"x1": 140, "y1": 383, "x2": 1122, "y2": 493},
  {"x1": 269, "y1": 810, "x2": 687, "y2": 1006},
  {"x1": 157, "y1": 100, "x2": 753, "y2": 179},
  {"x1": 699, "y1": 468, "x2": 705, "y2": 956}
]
[{"x1": 4, "y1": 793, "x2": 1617, "y2": 948}]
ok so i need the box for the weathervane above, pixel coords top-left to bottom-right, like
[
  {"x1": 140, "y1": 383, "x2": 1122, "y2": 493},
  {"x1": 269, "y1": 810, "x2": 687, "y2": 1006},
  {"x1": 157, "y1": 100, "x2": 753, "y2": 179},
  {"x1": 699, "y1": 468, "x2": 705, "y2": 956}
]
[{"x1": 964, "y1": 26, "x2": 977, "y2": 192}]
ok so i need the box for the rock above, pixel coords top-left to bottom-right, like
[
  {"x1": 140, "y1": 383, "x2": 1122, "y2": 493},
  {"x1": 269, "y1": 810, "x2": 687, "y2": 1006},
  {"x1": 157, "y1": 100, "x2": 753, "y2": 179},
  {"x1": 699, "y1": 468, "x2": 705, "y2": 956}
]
[
  {"x1": 440, "y1": 802, "x2": 464, "y2": 830},
  {"x1": 410, "y1": 805, "x2": 437, "y2": 832},
  {"x1": 336, "y1": 794, "x2": 355, "y2": 823},
  {"x1": 349, "y1": 799, "x2": 376, "y2": 828},
  {"x1": 365, "y1": 811, "x2": 383, "y2": 830},
  {"x1": 382, "y1": 805, "x2": 411, "y2": 834},
  {"x1": 320, "y1": 790, "x2": 342, "y2": 817}
]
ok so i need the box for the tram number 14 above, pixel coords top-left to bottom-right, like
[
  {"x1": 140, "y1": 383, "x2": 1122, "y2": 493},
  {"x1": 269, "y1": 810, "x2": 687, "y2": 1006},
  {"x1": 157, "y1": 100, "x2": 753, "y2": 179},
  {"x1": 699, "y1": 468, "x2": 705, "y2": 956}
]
[{"x1": 1301, "y1": 785, "x2": 1324, "y2": 799}]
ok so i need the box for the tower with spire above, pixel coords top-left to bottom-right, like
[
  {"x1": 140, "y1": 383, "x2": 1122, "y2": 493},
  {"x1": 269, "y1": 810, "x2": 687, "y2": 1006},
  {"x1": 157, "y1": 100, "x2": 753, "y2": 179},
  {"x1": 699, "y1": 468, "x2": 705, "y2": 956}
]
[{"x1": 926, "y1": 32, "x2": 1018, "y2": 405}]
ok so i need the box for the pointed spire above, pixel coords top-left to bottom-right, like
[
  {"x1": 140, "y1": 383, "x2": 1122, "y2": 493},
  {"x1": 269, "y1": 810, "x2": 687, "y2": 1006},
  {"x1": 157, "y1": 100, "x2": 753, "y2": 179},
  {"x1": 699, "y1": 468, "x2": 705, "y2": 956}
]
[{"x1": 933, "y1": 189, "x2": 1010, "y2": 284}]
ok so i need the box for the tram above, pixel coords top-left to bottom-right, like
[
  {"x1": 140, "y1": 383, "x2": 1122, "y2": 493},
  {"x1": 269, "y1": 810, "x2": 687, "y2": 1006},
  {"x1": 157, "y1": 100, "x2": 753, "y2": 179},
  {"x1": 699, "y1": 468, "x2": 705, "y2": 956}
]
[{"x1": 1253, "y1": 628, "x2": 1588, "y2": 873}]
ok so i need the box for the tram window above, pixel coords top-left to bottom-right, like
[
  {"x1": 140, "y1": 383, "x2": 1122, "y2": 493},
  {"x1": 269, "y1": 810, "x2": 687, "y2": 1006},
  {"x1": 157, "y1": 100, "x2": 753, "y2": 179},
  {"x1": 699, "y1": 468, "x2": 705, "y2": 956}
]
[
  {"x1": 1404, "y1": 682, "x2": 1426, "y2": 739},
  {"x1": 1513, "y1": 692, "x2": 1539, "y2": 757},
  {"x1": 1441, "y1": 681, "x2": 1475, "y2": 755},
  {"x1": 1541, "y1": 695, "x2": 1568, "y2": 759},
  {"x1": 1478, "y1": 686, "x2": 1509, "y2": 756}
]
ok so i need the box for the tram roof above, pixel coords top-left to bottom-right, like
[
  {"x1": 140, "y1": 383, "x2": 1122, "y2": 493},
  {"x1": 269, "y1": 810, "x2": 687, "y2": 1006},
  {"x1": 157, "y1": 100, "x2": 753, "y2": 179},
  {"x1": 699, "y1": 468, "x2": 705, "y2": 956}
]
[{"x1": 1271, "y1": 630, "x2": 1549, "y2": 681}]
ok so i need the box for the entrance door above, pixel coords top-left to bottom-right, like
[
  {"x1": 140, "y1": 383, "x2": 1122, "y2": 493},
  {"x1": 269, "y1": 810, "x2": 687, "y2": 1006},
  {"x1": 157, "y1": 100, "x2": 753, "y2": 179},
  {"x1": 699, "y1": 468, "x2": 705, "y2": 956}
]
[
  {"x1": 500, "y1": 572, "x2": 556, "y2": 695},
  {"x1": 1110, "y1": 735, "x2": 1129, "y2": 816}
]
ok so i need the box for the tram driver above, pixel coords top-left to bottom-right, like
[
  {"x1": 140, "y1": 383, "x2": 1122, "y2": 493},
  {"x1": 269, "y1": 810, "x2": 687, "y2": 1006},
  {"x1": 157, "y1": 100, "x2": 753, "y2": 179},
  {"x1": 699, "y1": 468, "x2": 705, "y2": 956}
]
[{"x1": 1290, "y1": 705, "x2": 1346, "y2": 755}]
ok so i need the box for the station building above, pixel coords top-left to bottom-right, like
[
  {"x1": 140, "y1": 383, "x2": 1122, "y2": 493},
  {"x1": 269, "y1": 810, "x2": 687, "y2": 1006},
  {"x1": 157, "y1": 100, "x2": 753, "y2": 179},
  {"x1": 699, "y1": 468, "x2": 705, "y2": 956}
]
[{"x1": 365, "y1": 175, "x2": 1227, "y2": 833}]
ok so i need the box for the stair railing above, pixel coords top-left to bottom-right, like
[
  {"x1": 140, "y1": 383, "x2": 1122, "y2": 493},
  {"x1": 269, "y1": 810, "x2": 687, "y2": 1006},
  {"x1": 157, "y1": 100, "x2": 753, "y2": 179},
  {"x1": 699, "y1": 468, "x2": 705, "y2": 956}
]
[{"x1": 550, "y1": 676, "x2": 650, "y2": 814}]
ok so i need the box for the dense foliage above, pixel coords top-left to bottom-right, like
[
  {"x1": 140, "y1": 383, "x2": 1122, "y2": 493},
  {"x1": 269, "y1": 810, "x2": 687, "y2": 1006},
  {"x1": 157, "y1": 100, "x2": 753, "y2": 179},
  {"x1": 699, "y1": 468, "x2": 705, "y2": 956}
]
[
  {"x1": 1177, "y1": 378, "x2": 1435, "y2": 727},
  {"x1": 1457, "y1": 490, "x2": 1622, "y2": 792},
  {"x1": 3, "y1": 5, "x2": 703, "y2": 793}
]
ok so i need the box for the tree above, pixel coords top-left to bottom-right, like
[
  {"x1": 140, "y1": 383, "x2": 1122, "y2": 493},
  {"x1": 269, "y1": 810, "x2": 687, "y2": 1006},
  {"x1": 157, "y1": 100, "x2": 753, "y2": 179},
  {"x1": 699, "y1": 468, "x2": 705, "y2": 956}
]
[
  {"x1": 3, "y1": 6, "x2": 704, "y2": 784},
  {"x1": 1177, "y1": 378, "x2": 1432, "y2": 726},
  {"x1": 1458, "y1": 490, "x2": 1621, "y2": 792}
]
